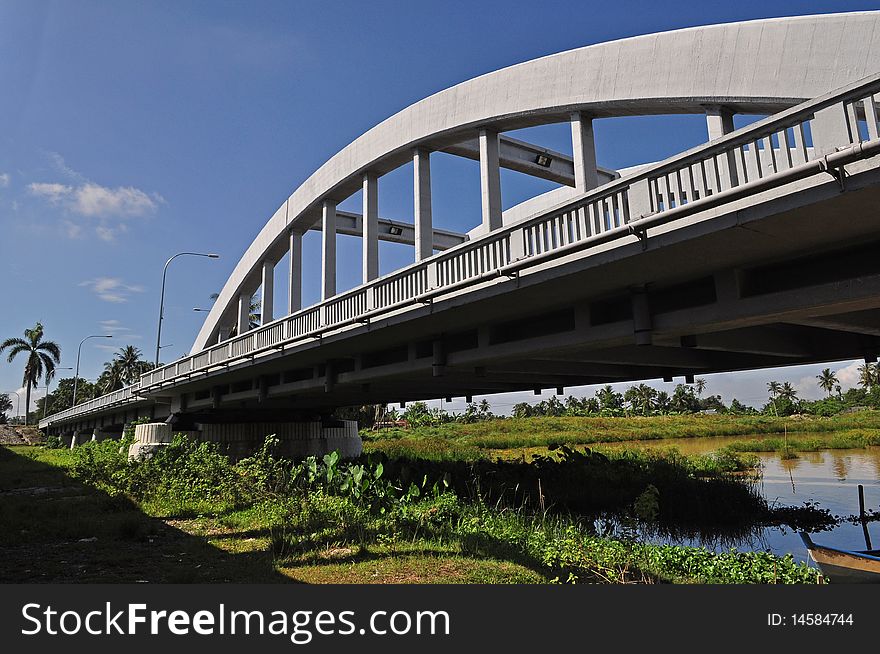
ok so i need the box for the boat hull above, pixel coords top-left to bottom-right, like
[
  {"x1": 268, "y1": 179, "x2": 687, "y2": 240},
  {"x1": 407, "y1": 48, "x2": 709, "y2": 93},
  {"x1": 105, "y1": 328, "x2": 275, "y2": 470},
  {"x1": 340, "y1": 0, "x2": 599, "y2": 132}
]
[{"x1": 801, "y1": 533, "x2": 880, "y2": 584}]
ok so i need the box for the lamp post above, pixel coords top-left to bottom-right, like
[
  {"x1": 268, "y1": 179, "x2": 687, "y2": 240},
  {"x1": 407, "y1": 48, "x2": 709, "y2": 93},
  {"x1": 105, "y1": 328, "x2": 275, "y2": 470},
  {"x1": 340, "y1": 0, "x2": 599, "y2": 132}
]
[
  {"x1": 43, "y1": 367, "x2": 73, "y2": 419},
  {"x1": 155, "y1": 252, "x2": 219, "y2": 366},
  {"x1": 8, "y1": 390, "x2": 20, "y2": 424},
  {"x1": 73, "y1": 335, "x2": 112, "y2": 407}
]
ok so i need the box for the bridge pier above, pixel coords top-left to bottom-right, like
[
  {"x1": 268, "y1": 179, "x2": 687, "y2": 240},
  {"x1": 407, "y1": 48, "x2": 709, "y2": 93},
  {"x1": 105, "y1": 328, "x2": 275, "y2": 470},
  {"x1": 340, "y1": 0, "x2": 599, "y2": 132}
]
[
  {"x1": 127, "y1": 419, "x2": 362, "y2": 461},
  {"x1": 91, "y1": 427, "x2": 121, "y2": 443}
]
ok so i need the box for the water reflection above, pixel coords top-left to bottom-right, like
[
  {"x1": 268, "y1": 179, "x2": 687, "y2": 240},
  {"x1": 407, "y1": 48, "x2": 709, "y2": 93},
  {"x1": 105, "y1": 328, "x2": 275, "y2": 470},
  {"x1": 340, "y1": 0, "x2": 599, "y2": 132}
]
[{"x1": 596, "y1": 434, "x2": 880, "y2": 562}]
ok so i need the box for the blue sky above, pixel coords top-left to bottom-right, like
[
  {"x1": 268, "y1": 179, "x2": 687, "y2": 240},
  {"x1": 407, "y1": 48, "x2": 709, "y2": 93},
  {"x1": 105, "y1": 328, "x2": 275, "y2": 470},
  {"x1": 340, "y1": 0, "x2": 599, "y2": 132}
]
[{"x1": 1, "y1": 0, "x2": 877, "y2": 416}]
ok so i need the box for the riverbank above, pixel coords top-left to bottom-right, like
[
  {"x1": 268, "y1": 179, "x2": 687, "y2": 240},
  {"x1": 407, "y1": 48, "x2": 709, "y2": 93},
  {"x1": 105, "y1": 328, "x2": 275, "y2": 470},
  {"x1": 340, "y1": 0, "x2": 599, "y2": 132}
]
[
  {"x1": 0, "y1": 440, "x2": 821, "y2": 584},
  {"x1": 363, "y1": 412, "x2": 880, "y2": 460}
]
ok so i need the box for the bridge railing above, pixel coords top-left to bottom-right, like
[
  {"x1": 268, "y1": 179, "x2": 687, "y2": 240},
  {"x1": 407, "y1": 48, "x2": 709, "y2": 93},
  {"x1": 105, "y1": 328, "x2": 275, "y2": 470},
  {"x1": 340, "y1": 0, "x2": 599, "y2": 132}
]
[
  {"x1": 41, "y1": 72, "x2": 880, "y2": 428},
  {"x1": 39, "y1": 381, "x2": 142, "y2": 427}
]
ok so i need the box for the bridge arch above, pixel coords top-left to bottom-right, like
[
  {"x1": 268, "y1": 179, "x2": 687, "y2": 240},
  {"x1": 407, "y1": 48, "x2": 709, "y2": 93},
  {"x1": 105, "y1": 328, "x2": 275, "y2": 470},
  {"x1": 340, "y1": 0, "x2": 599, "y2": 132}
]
[{"x1": 193, "y1": 11, "x2": 880, "y2": 353}]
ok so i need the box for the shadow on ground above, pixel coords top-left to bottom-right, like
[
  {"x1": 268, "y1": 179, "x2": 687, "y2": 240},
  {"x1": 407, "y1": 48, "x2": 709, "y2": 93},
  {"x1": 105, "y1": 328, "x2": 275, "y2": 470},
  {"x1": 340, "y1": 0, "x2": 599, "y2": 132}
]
[{"x1": 0, "y1": 446, "x2": 292, "y2": 583}]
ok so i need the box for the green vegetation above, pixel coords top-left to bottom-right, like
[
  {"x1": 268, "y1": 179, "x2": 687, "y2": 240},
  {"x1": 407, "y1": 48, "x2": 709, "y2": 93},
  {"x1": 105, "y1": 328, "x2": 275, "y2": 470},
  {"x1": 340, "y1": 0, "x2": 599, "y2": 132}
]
[
  {"x1": 0, "y1": 437, "x2": 823, "y2": 584},
  {"x1": 721, "y1": 430, "x2": 880, "y2": 454},
  {"x1": 365, "y1": 411, "x2": 880, "y2": 452}
]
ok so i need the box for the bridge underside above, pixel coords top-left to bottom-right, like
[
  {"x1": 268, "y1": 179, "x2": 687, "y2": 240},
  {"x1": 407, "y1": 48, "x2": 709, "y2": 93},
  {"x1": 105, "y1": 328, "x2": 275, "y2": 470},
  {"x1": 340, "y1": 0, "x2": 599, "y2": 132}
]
[{"x1": 49, "y1": 159, "x2": 880, "y2": 434}]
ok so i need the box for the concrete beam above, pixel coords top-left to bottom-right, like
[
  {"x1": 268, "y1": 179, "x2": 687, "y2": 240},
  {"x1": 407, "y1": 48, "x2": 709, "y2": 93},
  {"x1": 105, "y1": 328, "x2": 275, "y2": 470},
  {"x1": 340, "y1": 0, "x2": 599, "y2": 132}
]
[
  {"x1": 442, "y1": 133, "x2": 618, "y2": 188},
  {"x1": 309, "y1": 211, "x2": 466, "y2": 251}
]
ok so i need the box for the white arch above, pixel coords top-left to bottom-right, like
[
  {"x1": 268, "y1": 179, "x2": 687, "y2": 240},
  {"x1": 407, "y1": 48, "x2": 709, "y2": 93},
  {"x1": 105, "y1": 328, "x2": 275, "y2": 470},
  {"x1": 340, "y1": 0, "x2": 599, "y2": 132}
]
[{"x1": 193, "y1": 11, "x2": 880, "y2": 352}]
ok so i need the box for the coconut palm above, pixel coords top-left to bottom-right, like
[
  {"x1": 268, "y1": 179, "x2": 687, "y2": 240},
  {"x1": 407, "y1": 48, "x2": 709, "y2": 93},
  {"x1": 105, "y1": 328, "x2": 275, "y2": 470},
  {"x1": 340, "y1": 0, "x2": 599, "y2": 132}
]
[
  {"x1": 694, "y1": 378, "x2": 707, "y2": 397},
  {"x1": 767, "y1": 381, "x2": 781, "y2": 399},
  {"x1": 0, "y1": 322, "x2": 61, "y2": 425},
  {"x1": 816, "y1": 368, "x2": 838, "y2": 397},
  {"x1": 114, "y1": 345, "x2": 153, "y2": 384},
  {"x1": 779, "y1": 382, "x2": 798, "y2": 402},
  {"x1": 858, "y1": 362, "x2": 879, "y2": 389},
  {"x1": 98, "y1": 359, "x2": 125, "y2": 393}
]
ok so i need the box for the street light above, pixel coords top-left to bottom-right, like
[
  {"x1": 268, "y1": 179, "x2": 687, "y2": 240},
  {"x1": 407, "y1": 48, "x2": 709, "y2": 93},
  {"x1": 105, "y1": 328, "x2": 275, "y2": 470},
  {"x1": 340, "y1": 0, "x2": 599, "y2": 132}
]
[
  {"x1": 43, "y1": 367, "x2": 73, "y2": 419},
  {"x1": 73, "y1": 335, "x2": 113, "y2": 407},
  {"x1": 192, "y1": 307, "x2": 210, "y2": 312},
  {"x1": 155, "y1": 252, "x2": 220, "y2": 366},
  {"x1": 7, "y1": 390, "x2": 20, "y2": 424}
]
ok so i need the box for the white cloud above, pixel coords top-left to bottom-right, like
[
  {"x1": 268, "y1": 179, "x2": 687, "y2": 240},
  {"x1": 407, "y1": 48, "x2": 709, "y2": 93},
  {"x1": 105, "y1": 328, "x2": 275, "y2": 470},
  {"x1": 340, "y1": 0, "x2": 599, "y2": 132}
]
[
  {"x1": 79, "y1": 277, "x2": 145, "y2": 303},
  {"x1": 0, "y1": 172, "x2": 9, "y2": 187},
  {"x1": 27, "y1": 154, "x2": 164, "y2": 242},
  {"x1": 29, "y1": 181, "x2": 162, "y2": 218}
]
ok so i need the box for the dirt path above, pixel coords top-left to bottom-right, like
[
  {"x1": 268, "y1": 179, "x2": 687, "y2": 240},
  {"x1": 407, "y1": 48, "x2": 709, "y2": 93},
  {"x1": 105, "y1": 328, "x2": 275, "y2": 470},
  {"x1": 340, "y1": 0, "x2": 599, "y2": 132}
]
[{"x1": 0, "y1": 425, "x2": 43, "y2": 445}]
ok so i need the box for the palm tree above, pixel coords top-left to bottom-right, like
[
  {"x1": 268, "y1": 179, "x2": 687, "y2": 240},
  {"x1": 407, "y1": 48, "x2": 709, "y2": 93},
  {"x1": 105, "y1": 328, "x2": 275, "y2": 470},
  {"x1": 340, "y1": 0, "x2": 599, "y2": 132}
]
[
  {"x1": 858, "y1": 362, "x2": 879, "y2": 389},
  {"x1": 694, "y1": 378, "x2": 707, "y2": 397},
  {"x1": 816, "y1": 368, "x2": 838, "y2": 397},
  {"x1": 98, "y1": 359, "x2": 125, "y2": 393},
  {"x1": 114, "y1": 345, "x2": 152, "y2": 384},
  {"x1": 0, "y1": 322, "x2": 61, "y2": 425},
  {"x1": 779, "y1": 382, "x2": 798, "y2": 402},
  {"x1": 767, "y1": 381, "x2": 781, "y2": 399}
]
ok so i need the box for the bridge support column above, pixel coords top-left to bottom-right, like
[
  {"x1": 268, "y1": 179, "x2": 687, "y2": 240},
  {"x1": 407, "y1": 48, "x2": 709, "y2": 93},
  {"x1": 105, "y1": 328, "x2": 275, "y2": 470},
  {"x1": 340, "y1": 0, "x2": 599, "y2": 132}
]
[
  {"x1": 261, "y1": 260, "x2": 274, "y2": 324},
  {"x1": 237, "y1": 293, "x2": 250, "y2": 334},
  {"x1": 570, "y1": 112, "x2": 599, "y2": 192},
  {"x1": 704, "y1": 105, "x2": 738, "y2": 190},
  {"x1": 289, "y1": 230, "x2": 302, "y2": 313},
  {"x1": 128, "y1": 423, "x2": 198, "y2": 461},
  {"x1": 363, "y1": 173, "x2": 379, "y2": 282},
  {"x1": 479, "y1": 129, "x2": 503, "y2": 232},
  {"x1": 631, "y1": 287, "x2": 652, "y2": 346},
  {"x1": 322, "y1": 199, "x2": 337, "y2": 300},
  {"x1": 413, "y1": 149, "x2": 433, "y2": 262}
]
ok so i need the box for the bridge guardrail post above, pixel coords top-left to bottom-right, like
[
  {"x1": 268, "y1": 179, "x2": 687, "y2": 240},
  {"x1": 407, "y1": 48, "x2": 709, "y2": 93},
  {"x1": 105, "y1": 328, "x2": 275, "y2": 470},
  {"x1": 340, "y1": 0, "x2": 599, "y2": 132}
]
[
  {"x1": 508, "y1": 227, "x2": 526, "y2": 263},
  {"x1": 626, "y1": 180, "x2": 652, "y2": 222},
  {"x1": 811, "y1": 103, "x2": 854, "y2": 157},
  {"x1": 426, "y1": 260, "x2": 438, "y2": 290}
]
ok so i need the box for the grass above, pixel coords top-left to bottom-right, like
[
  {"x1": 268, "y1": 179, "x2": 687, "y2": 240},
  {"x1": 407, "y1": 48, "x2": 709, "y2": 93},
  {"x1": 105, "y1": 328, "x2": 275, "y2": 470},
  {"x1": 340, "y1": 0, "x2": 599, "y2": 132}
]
[
  {"x1": 721, "y1": 429, "x2": 880, "y2": 454},
  {"x1": 364, "y1": 412, "x2": 880, "y2": 451},
  {"x1": 0, "y1": 438, "x2": 825, "y2": 584}
]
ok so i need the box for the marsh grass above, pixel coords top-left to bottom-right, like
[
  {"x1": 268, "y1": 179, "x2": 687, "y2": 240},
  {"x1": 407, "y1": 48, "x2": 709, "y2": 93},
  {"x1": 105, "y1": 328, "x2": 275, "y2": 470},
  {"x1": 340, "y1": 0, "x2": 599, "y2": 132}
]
[{"x1": 365, "y1": 413, "x2": 880, "y2": 450}]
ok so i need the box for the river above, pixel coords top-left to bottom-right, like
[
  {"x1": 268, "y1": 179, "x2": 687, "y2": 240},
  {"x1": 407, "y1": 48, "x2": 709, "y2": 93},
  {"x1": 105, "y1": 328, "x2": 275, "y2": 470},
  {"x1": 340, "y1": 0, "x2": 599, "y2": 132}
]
[{"x1": 597, "y1": 435, "x2": 880, "y2": 562}]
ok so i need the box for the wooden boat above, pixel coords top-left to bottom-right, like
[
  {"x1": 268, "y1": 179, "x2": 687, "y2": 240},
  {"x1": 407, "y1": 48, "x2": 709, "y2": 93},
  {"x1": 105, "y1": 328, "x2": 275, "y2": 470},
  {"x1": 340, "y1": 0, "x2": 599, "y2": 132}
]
[{"x1": 800, "y1": 533, "x2": 880, "y2": 583}]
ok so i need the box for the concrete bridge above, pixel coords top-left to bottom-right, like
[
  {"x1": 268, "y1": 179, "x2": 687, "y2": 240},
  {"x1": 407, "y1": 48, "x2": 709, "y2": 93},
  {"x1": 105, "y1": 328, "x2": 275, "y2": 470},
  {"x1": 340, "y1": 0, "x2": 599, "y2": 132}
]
[{"x1": 40, "y1": 13, "x2": 880, "y2": 454}]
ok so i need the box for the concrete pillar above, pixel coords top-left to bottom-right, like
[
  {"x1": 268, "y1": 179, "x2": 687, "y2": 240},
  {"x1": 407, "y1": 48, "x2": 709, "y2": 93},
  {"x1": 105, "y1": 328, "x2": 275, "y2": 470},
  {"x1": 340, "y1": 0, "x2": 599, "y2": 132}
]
[
  {"x1": 322, "y1": 199, "x2": 337, "y2": 300},
  {"x1": 570, "y1": 111, "x2": 599, "y2": 192},
  {"x1": 413, "y1": 149, "x2": 433, "y2": 261},
  {"x1": 362, "y1": 173, "x2": 379, "y2": 282},
  {"x1": 705, "y1": 105, "x2": 735, "y2": 141},
  {"x1": 705, "y1": 105, "x2": 738, "y2": 189},
  {"x1": 479, "y1": 129, "x2": 503, "y2": 232},
  {"x1": 288, "y1": 230, "x2": 302, "y2": 313},
  {"x1": 261, "y1": 260, "x2": 274, "y2": 324},
  {"x1": 237, "y1": 293, "x2": 250, "y2": 334}
]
